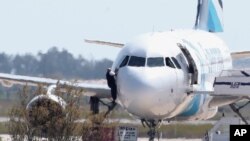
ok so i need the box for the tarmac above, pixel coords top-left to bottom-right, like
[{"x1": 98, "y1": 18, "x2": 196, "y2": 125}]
[{"x1": 0, "y1": 117, "x2": 215, "y2": 125}]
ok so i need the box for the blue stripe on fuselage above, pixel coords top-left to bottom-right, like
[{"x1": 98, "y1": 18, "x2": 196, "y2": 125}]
[
  {"x1": 179, "y1": 72, "x2": 206, "y2": 117},
  {"x1": 179, "y1": 94, "x2": 201, "y2": 116}
]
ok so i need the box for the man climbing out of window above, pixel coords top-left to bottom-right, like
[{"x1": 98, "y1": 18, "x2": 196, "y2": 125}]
[{"x1": 106, "y1": 68, "x2": 117, "y2": 105}]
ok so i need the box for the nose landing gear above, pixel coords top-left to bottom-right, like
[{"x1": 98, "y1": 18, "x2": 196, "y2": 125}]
[{"x1": 141, "y1": 119, "x2": 162, "y2": 141}]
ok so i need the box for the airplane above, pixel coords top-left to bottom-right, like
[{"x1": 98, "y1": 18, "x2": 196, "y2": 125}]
[{"x1": 1, "y1": 0, "x2": 250, "y2": 140}]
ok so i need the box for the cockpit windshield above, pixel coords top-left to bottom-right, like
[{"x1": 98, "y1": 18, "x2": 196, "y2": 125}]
[
  {"x1": 147, "y1": 57, "x2": 164, "y2": 67},
  {"x1": 171, "y1": 57, "x2": 182, "y2": 69},
  {"x1": 120, "y1": 55, "x2": 181, "y2": 69},
  {"x1": 119, "y1": 56, "x2": 129, "y2": 68},
  {"x1": 165, "y1": 57, "x2": 175, "y2": 68},
  {"x1": 128, "y1": 56, "x2": 146, "y2": 67}
]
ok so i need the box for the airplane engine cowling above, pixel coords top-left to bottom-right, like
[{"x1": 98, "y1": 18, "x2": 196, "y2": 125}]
[
  {"x1": 195, "y1": 107, "x2": 218, "y2": 120},
  {"x1": 26, "y1": 94, "x2": 66, "y2": 127},
  {"x1": 0, "y1": 80, "x2": 13, "y2": 87}
]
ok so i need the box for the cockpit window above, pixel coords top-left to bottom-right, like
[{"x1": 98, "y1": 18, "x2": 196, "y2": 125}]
[
  {"x1": 128, "y1": 56, "x2": 146, "y2": 67},
  {"x1": 165, "y1": 57, "x2": 175, "y2": 68},
  {"x1": 147, "y1": 57, "x2": 164, "y2": 67},
  {"x1": 119, "y1": 56, "x2": 129, "y2": 68},
  {"x1": 171, "y1": 57, "x2": 182, "y2": 69}
]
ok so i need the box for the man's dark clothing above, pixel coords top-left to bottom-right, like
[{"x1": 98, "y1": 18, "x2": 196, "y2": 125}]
[{"x1": 106, "y1": 69, "x2": 117, "y2": 101}]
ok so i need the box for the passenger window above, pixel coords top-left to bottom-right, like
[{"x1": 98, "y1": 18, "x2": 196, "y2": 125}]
[
  {"x1": 119, "y1": 56, "x2": 129, "y2": 68},
  {"x1": 147, "y1": 57, "x2": 164, "y2": 67},
  {"x1": 165, "y1": 57, "x2": 175, "y2": 68},
  {"x1": 171, "y1": 57, "x2": 182, "y2": 69},
  {"x1": 128, "y1": 56, "x2": 145, "y2": 67}
]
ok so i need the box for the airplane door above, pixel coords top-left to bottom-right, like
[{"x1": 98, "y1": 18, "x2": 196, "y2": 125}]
[
  {"x1": 170, "y1": 57, "x2": 183, "y2": 93},
  {"x1": 177, "y1": 44, "x2": 198, "y2": 85}
]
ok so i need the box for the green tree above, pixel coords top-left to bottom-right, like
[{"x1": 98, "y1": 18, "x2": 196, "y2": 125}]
[
  {"x1": 0, "y1": 53, "x2": 12, "y2": 73},
  {"x1": 13, "y1": 54, "x2": 39, "y2": 75}
]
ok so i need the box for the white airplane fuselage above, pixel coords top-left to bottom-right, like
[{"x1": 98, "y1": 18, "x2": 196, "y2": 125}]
[{"x1": 111, "y1": 29, "x2": 232, "y2": 121}]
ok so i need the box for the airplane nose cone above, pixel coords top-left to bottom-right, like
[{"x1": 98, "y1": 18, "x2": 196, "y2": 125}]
[{"x1": 117, "y1": 67, "x2": 180, "y2": 119}]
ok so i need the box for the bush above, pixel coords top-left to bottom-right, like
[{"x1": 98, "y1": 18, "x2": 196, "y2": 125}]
[
  {"x1": 7, "y1": 84, "x2": 117, "y2": 141},
  {"x1": 8, "y1": 85, "x2": 78, "y2": 141}
]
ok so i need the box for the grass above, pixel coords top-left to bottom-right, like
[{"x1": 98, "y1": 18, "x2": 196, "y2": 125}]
[
  {"x1": 0, "y1": 123, "x2": 8, "y2": 134},
  {"x1": 0, "y1": 121, "x2": 212, "y2": 138},
  {"x1": 137, "y1": 123, "x2": 213, "y2": 138},
  {"x1": 0, "y1": 100, "x2": 14, "y2": 116}
]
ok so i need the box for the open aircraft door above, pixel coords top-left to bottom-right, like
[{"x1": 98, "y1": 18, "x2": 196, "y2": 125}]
[{"x1": 178, "y1": 43, "x2": 199, "y2": 85}]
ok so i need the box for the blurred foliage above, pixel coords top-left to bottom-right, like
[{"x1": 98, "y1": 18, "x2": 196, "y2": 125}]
[
  {"x1": 8, "y1": 85, "x2": 79, "y2": 141},
  {"x1": 7, "y1": 85, "x2": 116, "y2": 141},
  {"x1": 0, "y1": 47, "x2": 113, "y2": 80}
]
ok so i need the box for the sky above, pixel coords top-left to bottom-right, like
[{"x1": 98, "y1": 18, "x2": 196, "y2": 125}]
[{"x1": 0, "y1": 0, "x2": 250, "y2": 61}]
